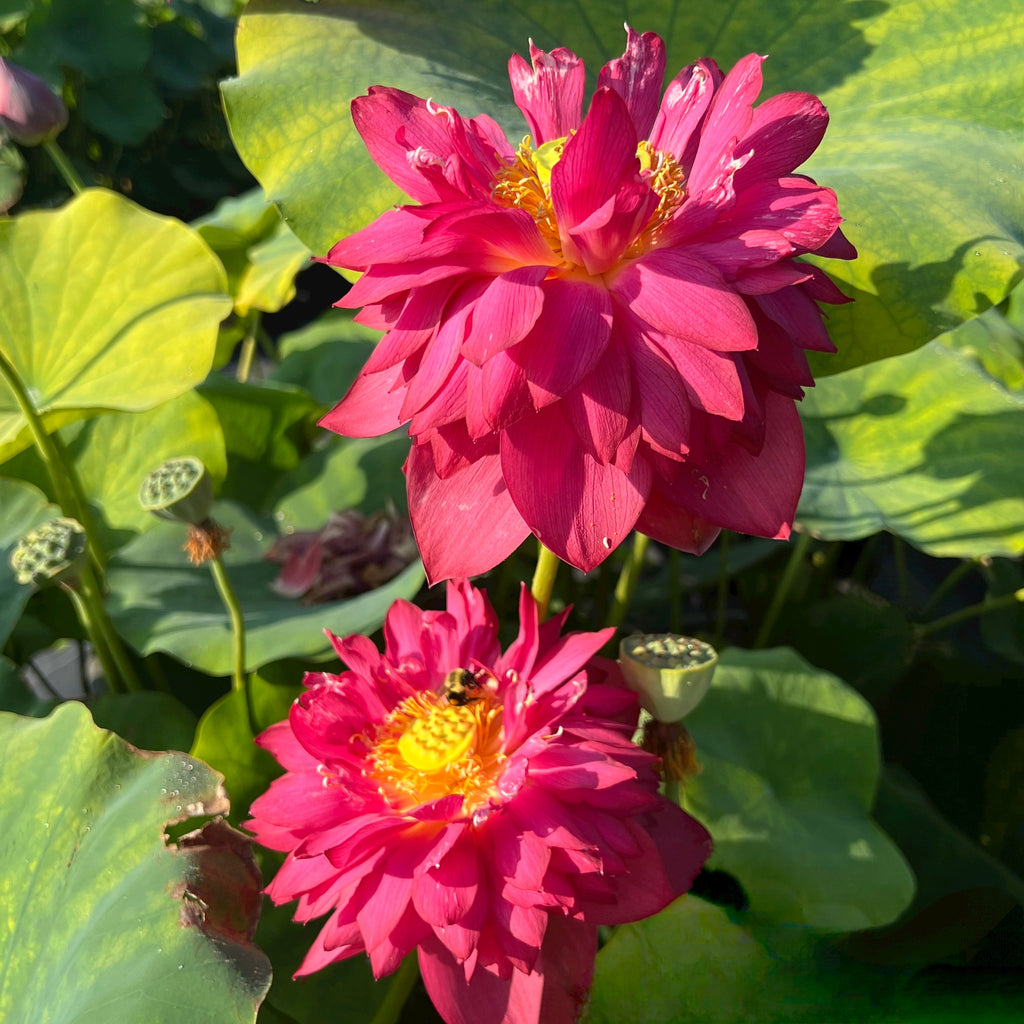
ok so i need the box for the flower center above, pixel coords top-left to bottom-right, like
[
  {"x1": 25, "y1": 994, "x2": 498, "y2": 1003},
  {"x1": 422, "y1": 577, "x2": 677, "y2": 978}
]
[
  {"x1": 490, "y1": 135, "x2": 687, "y2": 264},
  {"x1": 368, "y1": 686, "x2": 506, "y2": 814}
]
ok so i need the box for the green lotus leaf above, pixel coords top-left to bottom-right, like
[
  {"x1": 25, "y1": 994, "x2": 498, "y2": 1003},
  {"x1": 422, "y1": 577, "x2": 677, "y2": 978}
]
[
  {"x1": 105, "y1": 500, "x2": 425, "y2": 675},
  {"x1": 0, "y1": 143, "x2": 24, "y2": 214},
  {"x1": 0, "y1": 702, "x2": 271, "y2": 1022},
  {"x1": 798, "y1": 341, "x2": 1024, "y2": 558},
  {"x1": 0, "y1": 477, "x2": 59, "y2": 647},
  {"x1": 683, "y1": 647, "x2": 915, "y2": 931},
  {"x1": 223, "y1": 0, "x2": 1024, "y2": 372},
  {"x1": 194, "y1": 188, "x2": 312, "y2": 315},
  {"x1": 0, "y1": 188, "x2": 230, "y2": 462}
]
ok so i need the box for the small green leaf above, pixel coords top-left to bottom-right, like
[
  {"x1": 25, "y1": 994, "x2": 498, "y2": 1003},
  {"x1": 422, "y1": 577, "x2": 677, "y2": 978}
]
[
  {"x1": 799, "y1": 341, "x2": 1024, "y2": 558},
  {"x1": 684, "y1": 648, "x2": 915, "y2": 930},
  {"x1": 0, "y1": 189, "x2": 230, "y2": 462},
  {"x1": 105, "y1": 500, "x2": 425, "y2": 675},
  {"x1": 190, "y1": 669, "x2": 302, "y2": 824},
  {"x1": 194, "y1": 188, "x2": 312, "y2": 315},
  {"x1": 0, "y1": 702, "x2": 271, "y2": 1022}
]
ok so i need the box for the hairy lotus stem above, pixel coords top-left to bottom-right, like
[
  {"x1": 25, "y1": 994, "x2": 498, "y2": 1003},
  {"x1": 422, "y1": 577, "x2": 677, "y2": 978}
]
[
  {"x1": 606, "y1": 531, "x2": 650, "y2": 629},
  {"x1": 369, "y1": 953, "x2": 421, "y2": 1024},
  {"x1": 140, "y1": 458, "x2": 253, "y2": 727},
  {"x1": 753, "y1": 530, "x2": 812, "y2": 648},
  {"x1": 42, "y1": 138, "x2": 84, "y2": 194},
  {"x1": 530, "y1": 542, "x2": 561, "y2": 621}
]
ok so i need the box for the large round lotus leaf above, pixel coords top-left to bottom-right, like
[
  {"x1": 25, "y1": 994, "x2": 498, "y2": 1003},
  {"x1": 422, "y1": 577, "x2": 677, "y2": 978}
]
[
  {"x1": 0, "y1": 188, "x2": 230, "y2": 462},
  {"x1": 798, "y1": 341, "x2": 1024, "y2": 558},
  {"x1": 589, "y1": 895, "x2": 892, "y2": 1024},
  {"x1": 0, "y1": 702, "x2": 271, "y2": 1022},
  {"x1": 0, "y1": 477, "x2": 59, "y2": 646},
  {"x1": 222, "y1": 0, "x2": 1024, "y2": 374},
  {"x1": 683, "y1": 647, "x2": 915, "y2": 931},
  {"x1": 105, "y1": 500, "x2": 425, "y2": 675}
]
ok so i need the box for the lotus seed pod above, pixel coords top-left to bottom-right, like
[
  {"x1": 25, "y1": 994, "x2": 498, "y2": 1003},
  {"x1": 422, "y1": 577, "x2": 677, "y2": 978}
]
[
  {"x1": 139, "y1": 456, "x2": 213, "y2": 525},
  {"x1": 10, "y1": 517, "x2": 87, "y2": 587},
  {"x1": 619, "y1": 633, "x2": 718, "y2": 722}
]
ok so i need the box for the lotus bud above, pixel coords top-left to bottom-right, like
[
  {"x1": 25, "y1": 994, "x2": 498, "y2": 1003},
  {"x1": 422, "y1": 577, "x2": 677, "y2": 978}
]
[
  {"x1": 10, "y1": 517, "x2": 87, "y2": 588},
  {"x1": 0, "y1": 58, "x2": 68, "y2": 146},
  {"x1": 139, "y1": 457, "x2": 213, "y2": 526},
  {"x1": 619, "y1": 633, "x2": 717, "y2": 722}
]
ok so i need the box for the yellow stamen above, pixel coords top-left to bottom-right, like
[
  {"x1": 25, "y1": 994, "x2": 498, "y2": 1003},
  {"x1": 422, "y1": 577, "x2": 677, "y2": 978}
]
[
  {"x1": 368, "y1": 688, "x2": 506, "y2": 814},
  {"x1": 490, "y1": 135, "x2": 687, "y2": 265}
]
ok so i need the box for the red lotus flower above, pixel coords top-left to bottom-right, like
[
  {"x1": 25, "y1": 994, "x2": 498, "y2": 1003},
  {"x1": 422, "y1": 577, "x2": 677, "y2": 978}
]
[
  {"x1": 322, "y1": 28, "x2": 855, "y2": 581},
  {"x1": 248, "y1": 580, "x2": 710, "y2": 1024}
]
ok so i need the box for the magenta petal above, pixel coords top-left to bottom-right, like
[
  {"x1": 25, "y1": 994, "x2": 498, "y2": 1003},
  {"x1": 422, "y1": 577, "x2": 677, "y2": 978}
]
[
  {"x1": 512, "y1": 277, "x2": 612, "y2": 408},
  {"x1": 635, "y1": 486, "x2": 721, "y2": 555},
  {"x1": 649, "y1": 57, "x2": 721, "y2": 166},
  {"x1": 612, "y1": 248, "x2": 758, "y2": 352},
  {"x1": 319, "y1": 363, "x2": 409, "y2": 438},
  {"x1": 502, "y1": 403, "x2": 652, "y2": 572},
  {"x1": 562, "y1": 337, "x2": 633, "y2": 464},
  {"x1": 508, "y1": 42, "x2": 585, "y2": 145},
  {"x1": 663, "y1": 390, "x2": 805, "y2": 538},
  {"x1": 645, "y1": 332, "x2": 745, "y2": 421},
  {"x1": 734, "y1": 90, "x2": 830, "y2": 187},
  {"x1": 461, "y1": 265, "x2": 548, "y2": 365},
  {"x1": 406, "y1": 443, "x2": 530, "y2": 583},
  {"x1": 597, "y1": 26, "x2": 667, "y2": 139}
]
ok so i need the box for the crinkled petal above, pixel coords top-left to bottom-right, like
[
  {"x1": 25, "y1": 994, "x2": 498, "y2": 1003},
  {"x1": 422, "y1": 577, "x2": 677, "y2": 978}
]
[
  {"x1": 508, "y1": 43, "x2": 585, "y2": 145},
  {"x1": 597, "y1": 26, "x2": 667, "y2": 139}
]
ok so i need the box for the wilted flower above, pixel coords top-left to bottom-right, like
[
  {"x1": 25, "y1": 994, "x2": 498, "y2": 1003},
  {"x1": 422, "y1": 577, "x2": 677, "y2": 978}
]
[
  {"x1": 248, "y1": 580, "x2": 711, "y2": 1024},
  {"x1": 0, "y1": 58, "x2": 67, "y2": 146},
  {"x1": 264, "y1": 506, "x2": 418, "y2": 603},
  {"x1": 322, "y1": 27, "x2": 855, "y2": 582}
]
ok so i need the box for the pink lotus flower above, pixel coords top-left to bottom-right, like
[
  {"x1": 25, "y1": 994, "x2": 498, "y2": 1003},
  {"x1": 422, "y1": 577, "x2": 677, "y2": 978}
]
[
  {"x1": 0, "y1": 57, "x2": 67, "y2": 146},
  {"x1": 322, "y1": 28, "x2": 855, "y2": 581},
  {"x1": 248, "y1": 579, "x2": 711, "y2": 1024}
]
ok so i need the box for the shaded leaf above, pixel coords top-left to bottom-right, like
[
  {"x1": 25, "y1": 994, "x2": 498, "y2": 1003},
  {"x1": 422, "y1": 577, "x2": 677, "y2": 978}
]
[
  {"x1": 0, "y1": 477, "x2": 58, "y2": 647},
  {"x1": 684, "y1": 647, "x2": 915, "y2": 930},
  {"x1": 0, "y1": 702, "x2": 271, "y2": 1022},
  {"x1": 105, "y1": 500, "x2": 425, "y2": 675},
  {"x1": 799, "y1": 342, "x2": 1024, "y2": 558}
]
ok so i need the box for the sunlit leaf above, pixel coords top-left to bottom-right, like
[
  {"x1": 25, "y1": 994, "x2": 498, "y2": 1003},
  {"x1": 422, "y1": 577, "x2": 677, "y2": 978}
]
[
  {"x1": 683, "y1": 647, "x2": 915, "y2": 930},
  {"x1": 799, "y1": 341, "x2": 1024, "y2": 558},
  {"x1": 0, "y1": 702, "x2": 271, "y2": 1022},
  {"x1": 0, "y1": 189, "x2": 230, "y2": 462},
  {"x1": 223, "y1": 0, "x2": 1024, "y2": 372}
]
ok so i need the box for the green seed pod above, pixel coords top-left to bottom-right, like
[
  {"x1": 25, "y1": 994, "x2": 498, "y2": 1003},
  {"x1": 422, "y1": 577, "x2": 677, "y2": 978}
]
[
  {"x1": 619, "y1": 633, "x2": 718, "y2": 722},
  {"x1": 139, "y1": 457, "x2": 213, "y2": 525},
  {"x1": 10, "y1": 517, "x2": 88, "y2": 587}
]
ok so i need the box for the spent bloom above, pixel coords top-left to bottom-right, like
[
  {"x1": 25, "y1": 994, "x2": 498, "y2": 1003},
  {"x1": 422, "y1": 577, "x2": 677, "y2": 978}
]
[
  {"x1": 248, "y1": 580, "x2": 711, "y2": 1024},
  {"x1": 322, "y1": 27, "x2": 855, "y2": 582},
  {"x1": 0, "y1": 57, "x2": 67, "y2": 146}
]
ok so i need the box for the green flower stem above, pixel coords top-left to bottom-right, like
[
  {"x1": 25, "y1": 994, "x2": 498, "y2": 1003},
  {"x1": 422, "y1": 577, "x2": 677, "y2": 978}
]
[
  {"x1": 713, "y1": 530, "x2": 732, "y2": 647},
  {"x1": 78, "y1": 563, "x2": 143, "y2": 692},
  {"x1": 918, "y1": 588, "x2": 1024, "y2": 638},
  {"x1": 65, "y1": 585, "x2": 123, "y2": 694},
  {"x1": 206, "y1": 553, "x2": 256, "y2": 731},
  {"x1": 530, "y1": 542, "x2": 561, "y2": 621},
  {"x1": 42, "y1": 138, "x2": 85, "y2": 195},
  {"x1": 370, "y1": 953, "x2": 420, "y2": 1024},
  {"x1": 235, "y1": 311, "x2": 262, "y2": 383},
  {"x1": 606, "y1": 532, "x2": 650, "y2": 630},
  {"x1": 753, "y1": 530, "x2": 812, "y2": 649},
  {"x1": 919, "y1": 559, "x2": 975, "y2": 619}
]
